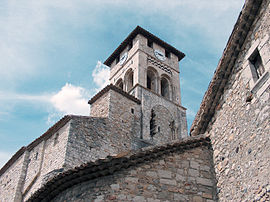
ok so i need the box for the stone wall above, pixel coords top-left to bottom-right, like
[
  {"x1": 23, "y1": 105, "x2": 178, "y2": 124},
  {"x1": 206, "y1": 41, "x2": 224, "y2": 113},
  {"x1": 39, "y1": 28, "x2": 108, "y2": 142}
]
[
  {"x1": 23, "y1": 119, "x2": 71, "y2": 201},
  {"x1": 0, "y1": 117, "x2": 72, "y2": 202},
  {"x1": 22, "y1": 142, "x2": 44, "y2": 195},
  {"x1": 51, "y1": 146, "x2": 217, "y2": 202},
  {"x1": 0, "y1": 151, "x2": 26, "y2": 202},
  {"x1": 206, "y1": 1, "x2": 270, "y2": 201},
  {"x1": 151, "y1": 105, "x2": 174, "y2": 144},
  {"x1": 108, "y1": 89, "x2": 142, "y2": 149},
  {"x1": 64, "y1": 116, "x2": 112, "y2": 168},
  {"x1": 66, "y1": 89, "x2": 142, "y2": 169},
  {"x1": 90, "y1": 91, "x2": 110, "y2": 117},
  {"x1": 132, "y1": 85, "x2": 188, "y2": 142}
]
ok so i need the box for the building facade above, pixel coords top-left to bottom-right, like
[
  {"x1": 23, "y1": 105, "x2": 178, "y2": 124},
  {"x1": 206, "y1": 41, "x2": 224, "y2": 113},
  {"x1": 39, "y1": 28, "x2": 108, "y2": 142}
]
[
  {"x1": 0, "y1": 26, "x2": 189, "y2": 201},
  {"x1": 191, "y1": 0, "x2": 270, "y2": 201},
  {"x1": 0, "y1": 0, "x2": 269, "y2": 201}
]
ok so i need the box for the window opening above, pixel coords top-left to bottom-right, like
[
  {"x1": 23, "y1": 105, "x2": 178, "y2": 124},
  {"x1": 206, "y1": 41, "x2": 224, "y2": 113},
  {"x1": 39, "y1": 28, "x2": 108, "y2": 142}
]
[
  {"x1": 35, "y1": 152, "x2": 38, "y2": 160},
  {"x1": 54, "y1": 133, "x2": 59, "y2": 146},
  {"x1": 161, "y1": 77, "x2": 170, "y2": 98},
  {"x1": 146, "y1": 69, "x2": 157, "y2": 92},
  {"x1": 170, "y1": 120, "x2": 176, "y2": 140},
  {"x1": 147, "y1": 76, "x2": 151, "y2": 89},
  {"x1": 128, "y1": 41, "x2": 133, "y2": 51},
  {"x1": 116, "y1": 79, "x2": 124, "y2": 90},
  {"x1": 150, "y1": 109, "x2": 157, "y2": 138},
  {"x1": 165, "y1": 50, "x2": 170, "y2": 58},
  {"x1": 125, "y1": 70, "x2": 134, "y2": 92},
  {"x1": 147, "y1": 39, "x2": 153, "y2": 48},
  {"x1": 131, "y1": 108, "x2": 134, "y2": 114},
  {"x1": 249, "y1": 49, "x2": 265, "y2": 80},
  {"x1": 116, "y1": 55, "x2": 120, "y2": 64}
]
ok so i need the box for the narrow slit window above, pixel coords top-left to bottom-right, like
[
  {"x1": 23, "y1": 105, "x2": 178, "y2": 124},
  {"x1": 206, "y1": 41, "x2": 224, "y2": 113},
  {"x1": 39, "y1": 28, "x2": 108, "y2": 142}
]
[
  {"x1": 128, "y1": 41, "x2": 133, "y2": 51},
  {"x1": 249, "y1": 49, "x2": 265, "y2": 80},
  {"x1": 54, "y1": 133, "x2": 59, "y2": 146},
  {"x1": 116, "y1": 55, "x2": 120, "y2": 64},
  {"x1": 147, "y1": 39, "x2": 153, "y2": 48},
  {"x1": 165, "y1": 50, "x2": 170, "y2": 58}
]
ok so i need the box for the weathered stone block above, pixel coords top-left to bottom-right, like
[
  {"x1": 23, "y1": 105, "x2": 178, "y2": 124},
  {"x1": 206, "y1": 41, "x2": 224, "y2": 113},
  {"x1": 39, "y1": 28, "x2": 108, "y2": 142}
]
[
  {"x1": 160, "y1": 179, "x2": 177, "y2": 186},
  {"x1": 146, "y1": 171, "x2": 158, "y2": 178},
  {"x1": 174, "y1": 193, "x2": 188, "y2": 201},
  {"x1": 134, "y1": 195, "x2": 146, "y2": 202},
  {"x1": 193, "y1": 195, "x2": 203, "y2": 202},
  {"x1": 189, "y1": 168, "x2": 199, "y2": 177},
  {"x1": 202, "y1": 192, "x2": 212, "y2": 199},
  {"x1": 158, "y1": 170, "x2": 172, "y2": 179},
  {"x1": 126, "y1": 177, "x2": 138, "y2": 183},
  {"x1": 110, "y1": 184, "x2": 119, "y2": 191},
  {"x1": 190, "y1": 161, "x2": 200, "y2": 169},
  {"x1": 196, "y1": 177, "x2": 213, "y2": 187}
]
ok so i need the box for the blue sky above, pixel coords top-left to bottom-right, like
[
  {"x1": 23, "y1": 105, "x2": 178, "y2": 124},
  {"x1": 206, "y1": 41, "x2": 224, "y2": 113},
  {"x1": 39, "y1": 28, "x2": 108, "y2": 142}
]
[{"x1": 0, "y1": 0, "x2": 244, "y2": 167}]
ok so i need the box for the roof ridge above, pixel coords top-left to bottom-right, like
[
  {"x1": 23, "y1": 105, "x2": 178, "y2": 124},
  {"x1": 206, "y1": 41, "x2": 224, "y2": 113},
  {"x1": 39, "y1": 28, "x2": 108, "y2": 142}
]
[{"x1": 88, "y1": 84, "x2": 141, "y2": 105}]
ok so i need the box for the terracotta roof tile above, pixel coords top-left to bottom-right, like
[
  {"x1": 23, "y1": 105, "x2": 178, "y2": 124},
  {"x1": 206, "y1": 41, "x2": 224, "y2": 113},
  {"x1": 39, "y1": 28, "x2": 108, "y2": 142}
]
[
  {"x1": 88, "y1": 84, "x2": 141, "y2": 105},
  {"x1": 27, "y1": 135, "x2": 211, "y2": 202}
]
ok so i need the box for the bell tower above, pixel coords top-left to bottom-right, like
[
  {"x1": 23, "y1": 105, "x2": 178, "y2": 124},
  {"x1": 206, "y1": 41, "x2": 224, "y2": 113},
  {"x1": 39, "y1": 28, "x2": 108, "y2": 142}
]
[{"x1": 104, "y1": 26, "x2": 188, "y2": 144}]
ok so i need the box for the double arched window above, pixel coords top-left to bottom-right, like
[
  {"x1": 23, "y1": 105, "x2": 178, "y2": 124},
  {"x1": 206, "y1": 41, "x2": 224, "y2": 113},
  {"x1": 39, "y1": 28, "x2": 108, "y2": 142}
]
[{"x1": 146, "y1": 68, "x2": 172, "y2": 100}]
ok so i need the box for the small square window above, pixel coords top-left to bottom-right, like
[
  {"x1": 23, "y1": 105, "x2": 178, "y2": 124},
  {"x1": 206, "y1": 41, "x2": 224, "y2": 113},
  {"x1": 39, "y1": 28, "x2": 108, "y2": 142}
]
[
  {"x1": 165, "y1": 50, "x2": 170, "y2": 58},
  {"x1": 131, "y1": 108, "x2": 134, "y2": 114},
  {"x1": 147, "y1": 39, "x2": 153, "y2": 48}
]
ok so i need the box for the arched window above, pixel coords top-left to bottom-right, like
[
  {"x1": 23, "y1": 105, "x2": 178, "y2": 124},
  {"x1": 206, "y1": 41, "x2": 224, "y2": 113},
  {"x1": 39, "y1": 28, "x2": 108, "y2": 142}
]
[
  {"x1": 146, "y1": 67, "x2": 158, "y2": 92},
  {"x1": 161, "y1": 77, "x2": 170, "y2": 99},
  {"x1": 115, "y1": 78, "x2": 123, "y2": 90},
  {"x1": 125, "y1": 69, "x2": 134, "y2": 92}
]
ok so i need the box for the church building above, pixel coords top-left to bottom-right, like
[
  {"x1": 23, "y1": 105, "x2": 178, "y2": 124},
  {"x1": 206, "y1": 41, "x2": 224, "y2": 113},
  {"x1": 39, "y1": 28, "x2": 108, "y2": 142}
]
[{"x1": 0, "y1": 0, "x2": 269, "y2": 201}]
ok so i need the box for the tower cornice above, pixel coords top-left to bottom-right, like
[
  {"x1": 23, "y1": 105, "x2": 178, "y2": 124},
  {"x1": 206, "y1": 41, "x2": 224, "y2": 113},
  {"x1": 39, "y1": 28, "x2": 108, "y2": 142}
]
[{"x1": 104, "y1": 26, "x2": 185, "y2": 67}]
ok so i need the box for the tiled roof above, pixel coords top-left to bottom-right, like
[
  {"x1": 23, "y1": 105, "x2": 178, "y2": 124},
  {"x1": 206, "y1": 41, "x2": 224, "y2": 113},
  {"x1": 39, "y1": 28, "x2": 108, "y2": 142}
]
[
  {"x1": 190, "y1": 0, "x2": 264, "y2": 136},
  {"x1": 88, "y1": 84, "x2": 141, "y2": 105},
  {"x1": 27, "y1": 135, "x2": 211, "y2": 202},
  {"x1": 0, "y1": 115, "x2": 73, "y2": 176},
  {"x1": 104, "y1": 26, "x2": 185, "y2": 66}
]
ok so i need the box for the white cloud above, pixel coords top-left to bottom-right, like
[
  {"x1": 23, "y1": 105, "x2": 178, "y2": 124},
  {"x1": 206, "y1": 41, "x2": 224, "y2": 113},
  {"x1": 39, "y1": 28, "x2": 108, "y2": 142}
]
[
  {"x1": 92, "y1": 61, "x2": 110, "y2": 91},
  {"x1": 0, "y1": 92, "x2": 50, "y2": 102},
  {"x1": 50, "y1": 83, "x2": 90, "y2": 116},
  {"x1": 0, "y1": 83, "x2": 90, "y2": 124}
]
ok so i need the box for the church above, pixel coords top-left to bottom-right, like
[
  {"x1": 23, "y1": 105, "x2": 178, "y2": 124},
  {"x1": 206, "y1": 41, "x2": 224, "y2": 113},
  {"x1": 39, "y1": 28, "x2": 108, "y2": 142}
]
[{"x1": 0, "y1": 0, "x2": 269, "y2": 201}]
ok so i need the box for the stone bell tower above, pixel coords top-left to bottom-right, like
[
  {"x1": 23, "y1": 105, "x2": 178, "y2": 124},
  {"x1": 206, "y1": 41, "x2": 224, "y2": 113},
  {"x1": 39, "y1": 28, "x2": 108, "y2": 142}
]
[{"x1": 104, "y1": 26, "x2": 188, "y2": 144}]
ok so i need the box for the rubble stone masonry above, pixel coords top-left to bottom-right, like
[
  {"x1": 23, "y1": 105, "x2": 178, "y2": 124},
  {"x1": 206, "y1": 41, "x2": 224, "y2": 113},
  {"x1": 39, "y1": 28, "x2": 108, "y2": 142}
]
[
  {"x1": 205, "y1": 1, "x2": 270, "y2": 201},
  {"x1": 52, "y1": 146, "x2": 217, "y2": 202}
]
